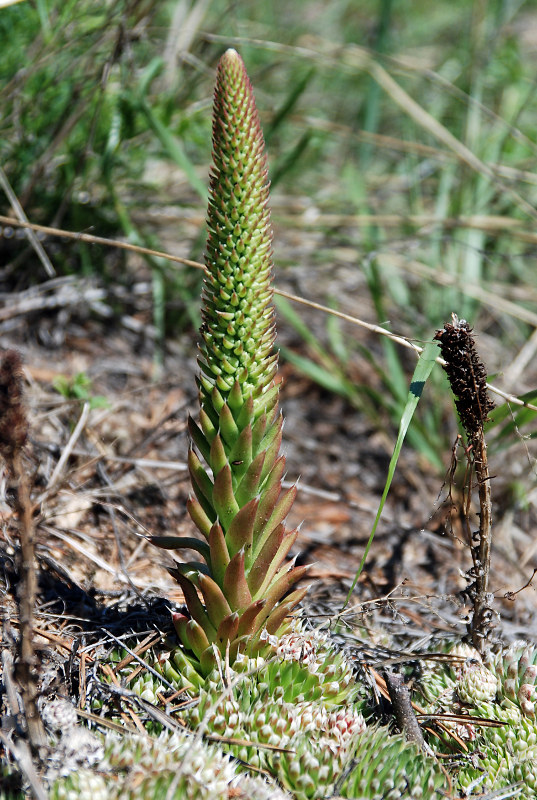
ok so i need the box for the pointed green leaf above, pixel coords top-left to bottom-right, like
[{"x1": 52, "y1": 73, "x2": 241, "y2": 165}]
[
  {"x1": 208, "y1": 521, "x2": 230, "y2": 585},
  {"x1": 236, "y1": 599, "x2": 267, "y2": 637},
  {"x1": 172, "y1": 573, "x2": 216, "y2": 639},
  {"x1": 235, "y1": 451, "x2": 266, "y2": 506},
  {"x1": 188, "y1": 448, "x2": 214, "y2": 504},
  {"x1": 227, "y1": 380, "x2": 244, "y2": 414},
  {"x1": 248, "y1": 524, "x2": 297, "y2": 595},
  {"x1": 228, "y1": 424, "x2": 253, "y2": 475},
  {"x1": 223, "y1": 549, "x2": 253, "y2": 611},
  {"x1": 188, "y1": 415, "x2": 211, "y2": 462},
  {"x1": 251, "y1": 411, "x2": 267, "y2": 453},
  {"x1": 252, "y1": 483, "x2": 297, "y2": 561},
  {"x1": 185, "y1": 619, "x2": 211, "y2": 661},
  {"x1": 252, "y1": 562, "x2": 308, "y2": 607},
  {"x1": 246, "y1": 477, "x2": 282, "y2": 567},
  {"x1": 211, "y1": 385, "x2": 226, "y2": 415},
  {"x1": 343, "y1": 340, "x2": 438, "y2": 609},
  {"x1": 247, "y1": 522, "x2": 284, "y2": 595},
  {"x1": 259, "y1": 423, "x2": 283, "y2": 483},
  {"x1": 199, "y1": 405, "x2": 217, "y2": 442},
  {"x1": 235, "y1": 393, "x2": 255, "y2": 430},
  {"x1": 148, "y1": 536, "x2": 210, "y2": 562},
  {"x1": 257, "y1": 453, "x2": 286, "y2": 501},
  {"x1": 253, "y1": 382, "x2": 280, "y2": 420},
  {"x1": 198, "y1": 573, "x2": 232, "y2": 628},
  {"x1": 200, "y1": 645, "x2": 219, "y2": 675},
  {"x1": 212, "y1": 464, "x2": 240, "y2": 528},
  {"x1": 263, "y1": 585, "x2": 309, "y2": 635},
  {"x1": 169, "y1": 561, "x2": 210, "y2": 578},
  {"x1": 172, "y1": 613, "x2": 195, "y2": 652},
  {"x1": 218, "y1": 402, "x2": 239, "y2": 447},
  {"x1": 256, "y1": 410, "x2": 282, "y2": 458},
  {"x1": 209, "y1": 433, "x2": 227, "y2": 475},
  {"x1": 225, "y1": 497, "x2": 258, "y2": 559},
  {"x1": 215, "y1": 612, "x2": 240, "y2": 647},
  {"x1": 187, "y1": 496, "x2": 213, "y2": 539},
  {"x1": 190, "y1": 481, "x2": 217, "y2": 525},
  {"x1": 254, "y1": 580, "x2": 309, "y2": 636}
]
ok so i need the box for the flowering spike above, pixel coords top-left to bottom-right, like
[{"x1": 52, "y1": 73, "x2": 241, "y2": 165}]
[
  {"x1": 154, "y1": 49, "x2": 307, "y2": 675},
  {"x1": 201, "y1": 48, "x2": 276, "y2": 407}
]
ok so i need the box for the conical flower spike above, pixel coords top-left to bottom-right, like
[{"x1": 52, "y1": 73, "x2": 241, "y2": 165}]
[
  {"x1": 201, "y1": 48, "x2": 276, "y2": 406},
  {"x1": 153, "y1": 49, "x2": 307, "y2": 676}
]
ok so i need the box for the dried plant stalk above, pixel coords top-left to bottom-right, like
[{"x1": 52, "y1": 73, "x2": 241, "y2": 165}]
[
  {"x1": 0, "y1": 350, "x2": 46, "y2": 749},
  {"x1": 435, "y1": 314, "x2": 495, "y2": 653}
]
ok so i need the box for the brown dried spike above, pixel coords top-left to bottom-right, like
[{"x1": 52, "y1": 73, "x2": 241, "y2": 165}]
[
  {"x1": 434, "y1": 315, "x2": 494, "y2": 439},
  {"x1": 0, "y1": 349, "x2": 29, "y2": 460}
]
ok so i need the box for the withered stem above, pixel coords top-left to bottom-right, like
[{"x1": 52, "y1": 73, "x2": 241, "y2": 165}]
[
  {"x1": 469, "y1": 432, "x2": 493, "y2": 654},
  {"x1": 13, "y1": 450, "x2": 46, "y2": 749},
  {"x1": 384, "y1": 671, "x2": 425, "y2": 748}
]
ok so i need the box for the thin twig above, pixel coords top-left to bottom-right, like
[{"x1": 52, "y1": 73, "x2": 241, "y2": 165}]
[
  {"x1": 13, "y1": 450, "x2": 47, "y2": 748},
  {"x1": 0, "y1": 353, "x2": 46, "y2": 750},
  {"x1": 1, "y1": 214, "x2": 537, "y2": 412},
  {"x1": 384, "y1": 671, "x2": 425, "y2": 748}
]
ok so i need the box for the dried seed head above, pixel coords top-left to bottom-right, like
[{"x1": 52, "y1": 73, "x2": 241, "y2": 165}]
[
  {"x1": 0, "y1": 350, "x2": 28, "y2": 461},
  {"x1": 434, "y1": 314, "x2": 494, "y2": 439}
]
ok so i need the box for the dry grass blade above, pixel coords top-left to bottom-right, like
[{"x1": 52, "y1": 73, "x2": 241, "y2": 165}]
[
  {"x1": 46, "y1": 401, "x2": 90, "y2": 493},
  {"x1": 99, "y1": 628, "x2": 178, "y2": 695},
  {"x1": 0, "y1": 167, "x2": 55, "y2": 277},
  {"x1": 291, "y1": 211, "x2": 533, "y2": 237},
  {"x1": 162, "y1": 0, "x2": 211, "y2": 88},
  {"x1": 360, "y1": 56, "x2": 537, "y2": 222},
  {"x1": 377, "y1": 253, "x2": 537, "y2": 328},
  {"x1": 205, "y1": 33, "x2": 537, "y2": 221},
  {"x1": 0, "y1": 214, "x2": 203, "y2": 270},
  {"x1": 45, "y1": 527, "x2": 125, "y2": 578},
  {"x1": 205, "y1": 732, "x2": 295, "y2": 753},
  {"x1": 75, "y1": 707, "x2": 137, "y2": 734}
]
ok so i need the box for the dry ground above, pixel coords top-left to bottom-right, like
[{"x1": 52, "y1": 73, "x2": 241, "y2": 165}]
[{"x1": 2, "y1": 197, "x2": 537, "y2": 789}]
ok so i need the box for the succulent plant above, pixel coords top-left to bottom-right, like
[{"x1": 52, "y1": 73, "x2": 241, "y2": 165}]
[
  {"x1": 269, "y1": 717, "x2": 447, "y2": 800},
  {"x1": 152, "y1": 47, "x2": 308, "y2": 675},
  {"x1": 338, "y1": 724, "x2": 449, "y2": 800},
  {"x1": 413, "y1": 639, "x2": 537, "y2": 797},
  {"x1": 51, "y1": 729, "x2": 239, "y2": 800},
  {"x1": 50, "y1": 771, "x2": 109, "y2": 800}
]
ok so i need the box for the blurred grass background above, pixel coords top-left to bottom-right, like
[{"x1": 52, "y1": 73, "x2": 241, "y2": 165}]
[{"x1": 2, "y1": 0, "x2": 537, "y2": 473}]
